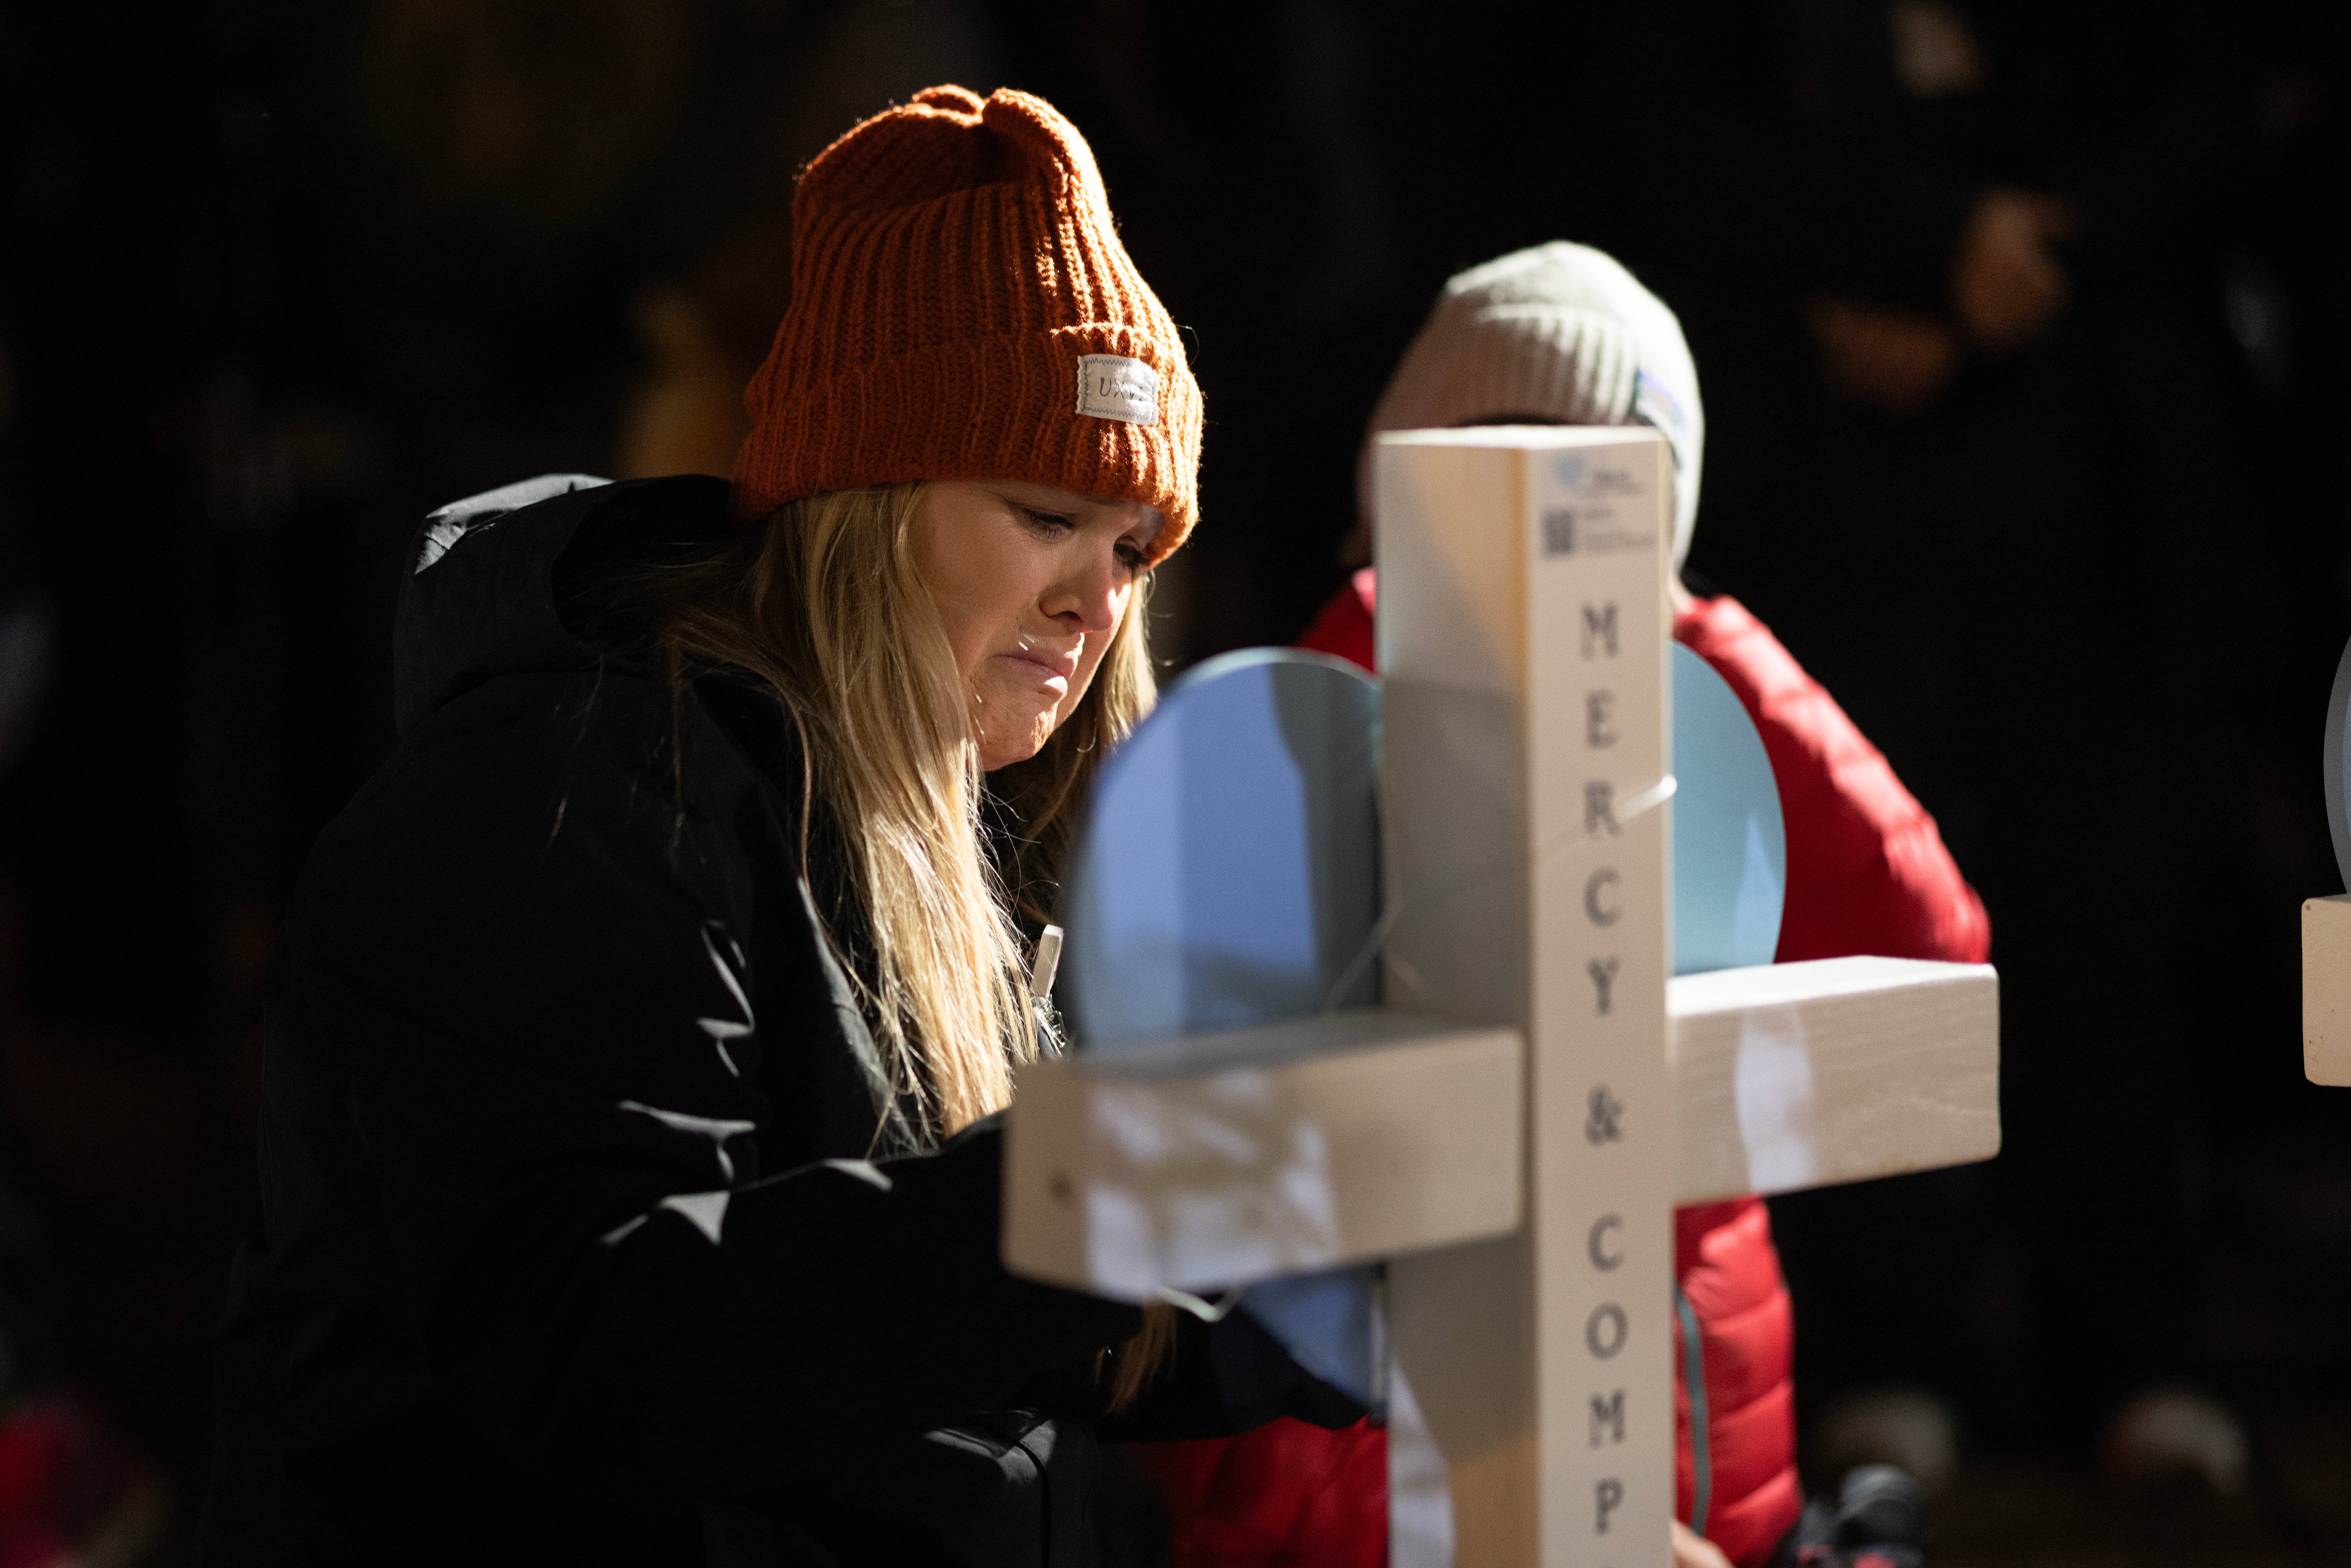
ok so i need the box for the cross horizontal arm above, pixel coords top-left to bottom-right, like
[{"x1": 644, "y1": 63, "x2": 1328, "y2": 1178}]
[
  {"x1": 2302, "y1": 895, "x2": 2351, "y2": 1085},
  {"x1": 1001, "y1": 958, "x2": 2000, "y2": 1300},
  {"x1": 1003, "y1": 1011, "x2": 1524, "y2": 1300},
  {"x1": 1670, "y1": 955, "x2": 1999, "y2": 1205}
]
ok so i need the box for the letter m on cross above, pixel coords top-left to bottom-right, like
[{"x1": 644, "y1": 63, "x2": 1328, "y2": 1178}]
[
  {"x1": 1582, "y1": 602, "x2": 1619, "y2": 659},
  {"x1": 1590, "y1": 1389, "x2": 1625, "y2": 1447}
]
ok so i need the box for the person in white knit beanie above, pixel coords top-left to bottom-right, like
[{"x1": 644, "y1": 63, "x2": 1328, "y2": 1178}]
[
  {"x1": 1342, "y1": 239, "x2": 1706, "y2": 576},
  {"x1": 1181, "y1": 245, "x2": 1988, "y2": 1568}
]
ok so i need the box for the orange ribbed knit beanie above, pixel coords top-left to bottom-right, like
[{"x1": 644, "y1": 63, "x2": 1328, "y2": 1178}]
[{"x1": 732, "y1": 85, "x2": 1202, "y2": 563}]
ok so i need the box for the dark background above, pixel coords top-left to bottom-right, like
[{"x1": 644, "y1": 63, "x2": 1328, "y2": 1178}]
[{"x1": 0, "y1": 0, "x2": 2347, "y2": 1561}]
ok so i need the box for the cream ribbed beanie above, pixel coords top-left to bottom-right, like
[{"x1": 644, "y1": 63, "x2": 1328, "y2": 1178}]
[{"x1": 1361, "y1": 241, "x2": 1705, "y2": 571}]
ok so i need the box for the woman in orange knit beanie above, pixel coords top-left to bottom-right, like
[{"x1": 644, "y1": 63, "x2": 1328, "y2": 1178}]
[{"x1": 199, "y1": 86, "x2": 1359, "y2": 1568}]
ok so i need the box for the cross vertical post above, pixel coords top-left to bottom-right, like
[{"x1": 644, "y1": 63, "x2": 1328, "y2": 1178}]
[{"x1": 1379, "y1": 428, "x2": 1675, "y2": 1567}]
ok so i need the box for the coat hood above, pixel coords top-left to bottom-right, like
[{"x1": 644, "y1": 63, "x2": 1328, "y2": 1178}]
[{"x1": 392, "y1": 473, "x2": 730, "y2": 738}]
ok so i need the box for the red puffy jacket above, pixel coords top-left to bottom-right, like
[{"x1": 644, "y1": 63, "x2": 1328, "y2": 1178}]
[{"x1": 1126, "y1": 571, "x2": 1988, "y2": 1568}]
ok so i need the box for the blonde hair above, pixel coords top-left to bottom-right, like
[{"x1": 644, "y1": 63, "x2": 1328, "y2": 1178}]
[{"x1": 648, "y1": 482, "x2": 1155, "y2": 1147}]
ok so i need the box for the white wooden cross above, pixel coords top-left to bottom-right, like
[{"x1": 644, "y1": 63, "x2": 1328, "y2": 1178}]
[
  {"x1": 1003, "y1": 427, "x2": 2001, "y2": 1567},
  {"x1": 2302, "y1": 900, "x2": 2351, "y2": 1086},
  {"x1": 2304, "y1": 641, "x2": 2351, "y2": 1088}
]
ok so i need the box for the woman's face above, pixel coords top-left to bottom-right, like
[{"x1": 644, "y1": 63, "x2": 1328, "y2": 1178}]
[{"x1": 909, "y1": 480, "x2": 1161, "y2": 771}]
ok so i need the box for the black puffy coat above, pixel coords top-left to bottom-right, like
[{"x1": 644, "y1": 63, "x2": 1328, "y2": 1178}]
[{"x1": 196, "y1": 475, "x2": 1353, "y2": 1567}]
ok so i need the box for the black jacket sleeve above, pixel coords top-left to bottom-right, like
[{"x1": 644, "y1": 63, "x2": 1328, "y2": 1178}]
[
  {"x1": 1096, "y1": 1307, "x2": 1368, "y2": 1442},
  {"x1": 282, "y1": 670, "x2": 1139, "y2": 1512}
]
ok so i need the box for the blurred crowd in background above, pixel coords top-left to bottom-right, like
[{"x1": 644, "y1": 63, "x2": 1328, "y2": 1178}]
[{"x1": 0, "y1": 1, "x2": 2347, "y2": 1562}]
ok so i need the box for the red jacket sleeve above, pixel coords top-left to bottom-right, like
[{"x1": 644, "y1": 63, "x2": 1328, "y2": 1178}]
[
  {"x1": 1673, "y1": 594, "x2": 1990, "y2": 966},
  {"x1": 1674, "y1": 1198, "x2": 1802, "y2": 1567}
]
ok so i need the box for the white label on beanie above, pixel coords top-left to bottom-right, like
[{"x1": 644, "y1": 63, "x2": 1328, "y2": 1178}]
[{"x1": 1076, "y1": 355, "x2": 1161, "y2": 425}]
